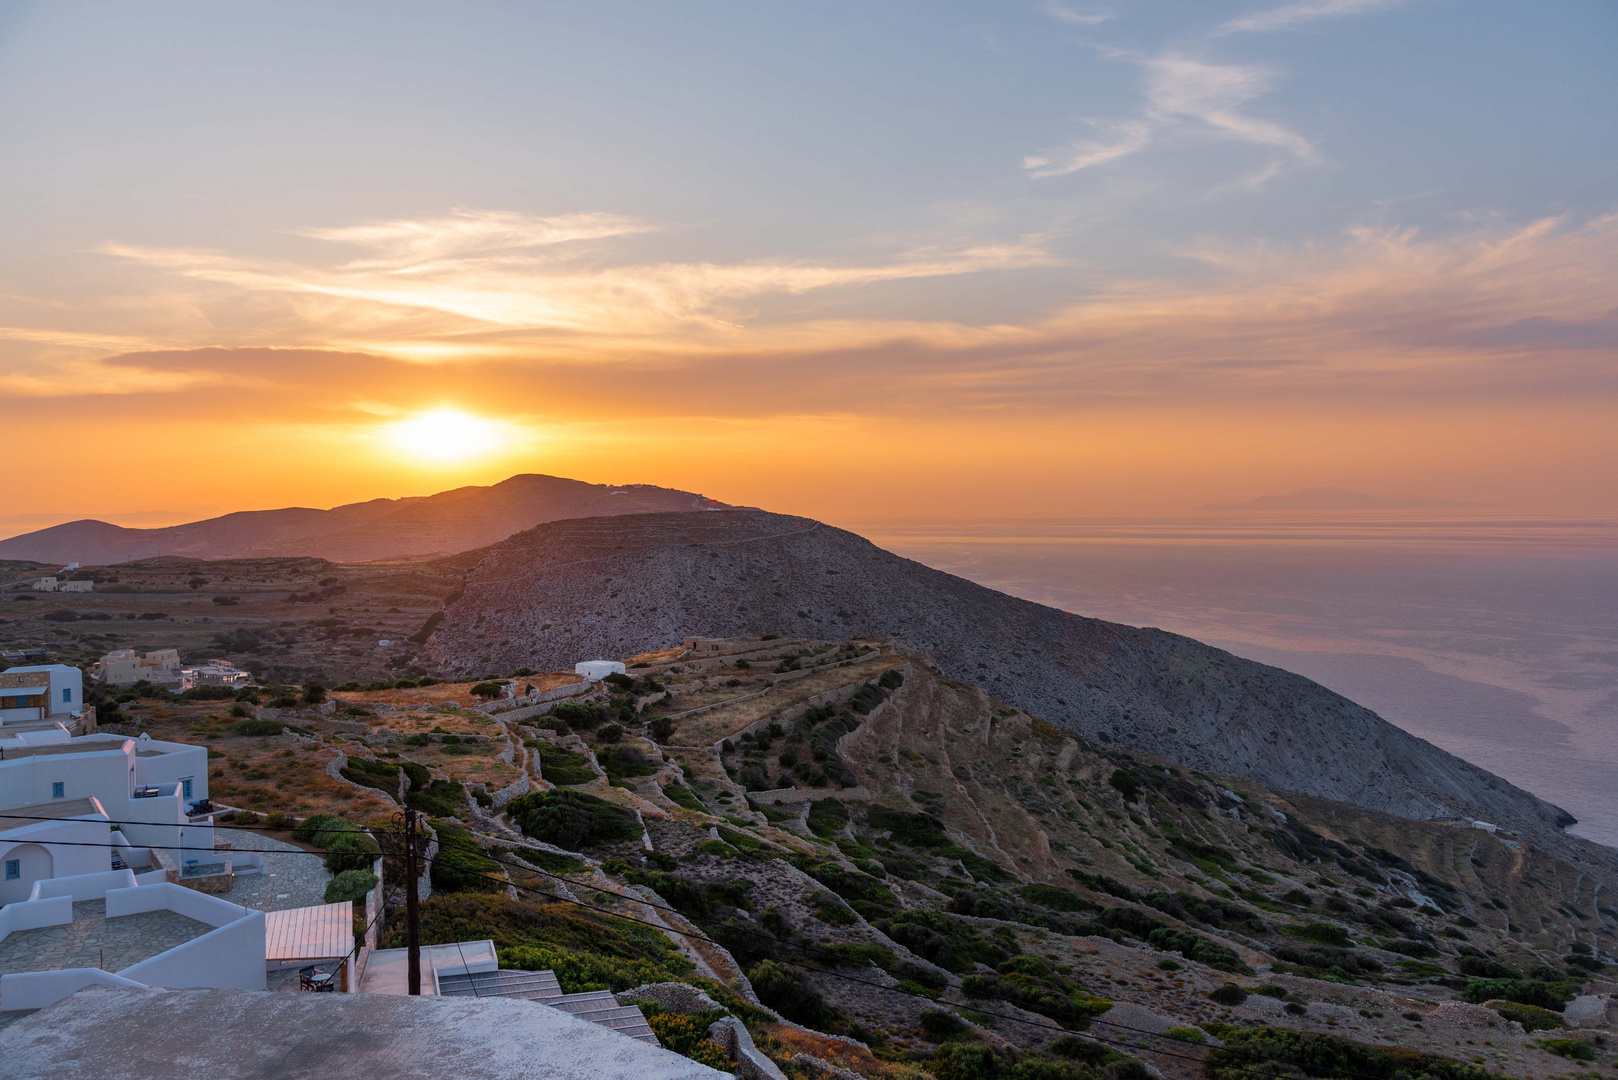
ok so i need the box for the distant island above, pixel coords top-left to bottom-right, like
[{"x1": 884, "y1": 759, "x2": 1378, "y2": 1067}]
[{"x1": 1197, "y1": 486, "x2": 1500, "y2": 511}]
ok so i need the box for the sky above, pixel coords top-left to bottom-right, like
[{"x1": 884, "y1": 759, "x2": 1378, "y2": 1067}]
[{"x1": 2, "y1": 0, "x2": 1616, "y2": 529}]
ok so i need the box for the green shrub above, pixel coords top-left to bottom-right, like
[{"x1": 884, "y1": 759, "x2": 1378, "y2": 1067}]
[
  {"x1": 1209, "y1": 983, "x2": 1248, "y2": 1005},
  {"x1": 1461, "y1": 978, "x2": 1574, "y2": 1010},
  {"x1": 405, "y1": 780, "x2": 465, "y2": 817},
  {"x1": 594, "y1": 723, "x2": 623, "y2": 743},
  {"x1": 1536, "y1": 1038, "x2": 1595, "y2": 1062},
  {"x1": 1108, "y1": 769, "x2": 1140, "y2": 801},
  {"x1": 920, "y1": 1009, "x2": 971, "y2": 1042},
  {"x1": 383, "y1": 892, "x2": 691, "y2": 992},
  {"x1": 646, "y1": 716, "x2": 675, "y2": 743},
  {"x1": 1458, "y1": 956, "x2": 1520, "y2": 979},
  {"x1": 806, "y1": 798, "x2": 848, "y2": 839},
  {"x1": 1020, "y1": 883, "x2": 1094, "y2": 913},
  {"x1": 430, "y1": 825, "x2": 503, "y2": 893},
  {"x1": 264, "y1": 811, "x2": 292, "y2": 830},
  {"x1": 471, "y1": 681, "x2": 505, "y2": 699},
  {"x1": 230, "y1": 810, "x2": 261, "y2": 825},
  {"x1": 1490, "y1": 1001, "x2": 1562, "y2": 1031},
  {"x1": 1286, "y1": 921, "x2": 1353, "y2": 947},
  {"x1": 1146, "y1": 927, "x2": 1251, "y2": 973},
  {"x1": 1207, "y1": 1027, "x2": 1498, "y2": 1080},
  {"x1": 235, "y1": 719, "x2": 286, "y2": 736},
  {"x1": 293, "y1": 813, "x2": 356, "y2": 845},
  {"x1": 1163, "y1": 1026, "x2": 1207, "y2": 1044},
  {"x1": 747, "y1": 958, "x2": 840, "y2": 1030},
  {"x1": 534, "y1": 746, "x2": 594, "y2": 786},
  {"x1": 505, "y1": 789, "x2": 641, "y2": 850},
  {"x1": 551, "y1": 701, "x2": 608, "y2": 730},
  {"x1": 325, "y1": 869, "x2": 377, "y2": 904},
  {"x1": 643, "y1": 1012, "x2": 732, "y2": 1071},
  {"x1": 661, "y1": 782, "x2": 701, "y2": 810}
]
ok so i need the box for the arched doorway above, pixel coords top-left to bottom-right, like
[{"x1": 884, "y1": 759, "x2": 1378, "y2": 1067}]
[{"x1": 0, "y1": 843, "x2": 54, "y2": 906}]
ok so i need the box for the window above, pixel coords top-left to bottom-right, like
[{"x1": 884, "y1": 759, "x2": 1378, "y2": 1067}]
[
  {"x1": 4, "y1": 859, "x2": 17, "y2": 881},
  {"x1": 51, "y1": 782, "x2": 64, "y2": 799},
  {"x1": 181, "y1": 778, "x2": 193, "y2": 799},
  {"x1": 62, "y1": 688, "x2": 72, "y2": 704}
]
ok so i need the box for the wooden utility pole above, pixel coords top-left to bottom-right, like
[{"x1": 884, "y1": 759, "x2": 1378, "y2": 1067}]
[{"x1": 395, "y1": 808, "x2": 422, "y2": 995}]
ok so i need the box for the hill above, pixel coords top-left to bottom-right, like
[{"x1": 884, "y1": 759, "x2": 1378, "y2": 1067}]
[
  {"x1": 425, "y1": 509, "x2": 1576, "y2": 843},
  {"x1": 0, "y1": 474, "x2": 724, "y2": 564}
]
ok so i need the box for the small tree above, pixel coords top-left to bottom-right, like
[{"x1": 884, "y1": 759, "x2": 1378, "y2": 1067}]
[{"x1": 471, "y1": 681, "x2": 506, "y2": 700}]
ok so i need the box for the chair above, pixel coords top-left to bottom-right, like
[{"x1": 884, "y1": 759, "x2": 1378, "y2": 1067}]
[{"x1": 299, "y1": 965, "x2": 336, "y2": 992}]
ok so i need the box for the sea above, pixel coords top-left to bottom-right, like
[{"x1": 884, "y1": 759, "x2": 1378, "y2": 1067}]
[{"x1": 857, "y1": 515, "x2": 1618, "y2": 850}]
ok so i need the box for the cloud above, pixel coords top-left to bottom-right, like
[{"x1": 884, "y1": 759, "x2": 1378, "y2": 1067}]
[
  {"x1": 1041, "y1": 2, "x2": 1112, "y2": 26},
  {"x1": 1024, "y1": 53, "x2": 1313, "y2": 178},
  {"x1": 1220, "y1": 0, "x2": 1405, "y2": 35},
  {"x1": 1023, "y1": 120, "x2": 1155, "y2": 179},
  {"x1": 94, "y1": 210, "x2": 1057, "y2": 350},
  {"x1": 27, "y1": 213, "x2": 1618, "y2": 419},
  {"x1": 1143, "y1": 55, "x2": 1315, "y2": 158}
]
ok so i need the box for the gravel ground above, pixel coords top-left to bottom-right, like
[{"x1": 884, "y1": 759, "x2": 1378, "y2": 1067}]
[{"x1": 212, "y1": 827, "x2": 333, "y2": 911}]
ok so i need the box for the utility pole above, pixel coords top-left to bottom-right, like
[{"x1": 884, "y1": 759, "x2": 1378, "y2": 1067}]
[{"x1": 395, "y1": 808, "x2": 422, "y2": 995}]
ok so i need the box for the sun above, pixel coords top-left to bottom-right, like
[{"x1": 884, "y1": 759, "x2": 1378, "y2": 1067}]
[{"x1": 381, "y1": 407, "x2": 512, "y2": 464}]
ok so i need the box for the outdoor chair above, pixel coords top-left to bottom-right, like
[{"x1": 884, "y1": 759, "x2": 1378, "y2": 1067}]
[{"x1": 299, "y1": 965, "x2": 336, "y2": 992}]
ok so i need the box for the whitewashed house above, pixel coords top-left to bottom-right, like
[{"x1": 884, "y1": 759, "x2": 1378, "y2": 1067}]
[
  {"x1": 0, "y1": 665, "x2": 83, "y2": 727},
  {"x1": 0, "y1": 732, "x2": 213, "y2": 874}
]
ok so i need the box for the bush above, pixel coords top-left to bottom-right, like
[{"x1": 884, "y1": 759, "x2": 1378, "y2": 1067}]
[
  {"x1": 1020, "y1": 883, "x2": 1093, "y2": 913},
  {"x1": 325, "y1": 869, "x2": 377, "y2": 904},
  {"x1": 1459, "y1": 956, "x2": 1520, "y2": 980},
  {"x1": 748, "y1": 958, "x2": 839, "y2": 1030},
  {"x1": 1491, "y1": 1001, "x2": 1563, "y2": 1031},
  {"x1": 264, "y1": 811, "x2": 292, "y2": 830},
  {"x1": 1147, "y1": 928, "x2": 1250, "y2": 973},
  {"x1": 1163, "y1": 1026, "x2": 1207, "y2": 1044},
  {"x1": 234, "y1": 719, "x2": 286, "y2": 736},
  {"x1": 551, "y1": 701, "x2": 608, "y2": 730},
  {"x1": 643, "y1": 1012, "x2": 732, "y2": 1070},
  {"x1": 301, "y1": 682, "x2": 327, "y2": 705},
  {"x1": 430, "y1": 825, "x2": 504, "y2": 893},
  {"x1": 1461, "y1": 978, "x2": 1574, "y2": 1011},
  {"x1": 471, "y1": 681, "x2": 506, "y2": 699},
  {"x1": 230, "y1": 810, "x2": 261, "y2": 825},
  {"x1": 920, "y1": 1009, "x2": 970, "y2": 1041},
  {"x1": 505, "y1": 789, "x2": 641, "y2": 850},
  {"x1": 1537, "y1": 1038, "x2": 1595, "y2": 1062},
  {"x1": 1210, "y1": 983, "x2": 1248, "y2": 1005},
  {"x1": 646, "y1": 716, "x2": 675, "y2": 743},
  {"x1": 1109, "y1": 769, "x2": 1140, "y2": 802},
  {"x1": 1286, "y1": 922, "x2": 1352, "y2": 947},
  {"x1": 1207, "y1": 1027, "x2": 1498, "y2": 1080}
]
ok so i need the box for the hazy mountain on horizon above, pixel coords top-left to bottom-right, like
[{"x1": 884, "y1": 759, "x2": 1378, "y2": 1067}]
[
  {"x1": 1197, "y1": 485, "x2": 1499, "y2": 512},
  {"x1": 0, "y1": 474, "x2": 725, "y2": 565}
]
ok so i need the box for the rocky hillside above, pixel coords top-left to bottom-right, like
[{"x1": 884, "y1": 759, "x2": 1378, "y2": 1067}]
[
  {"x1": 108, "y1": 635, "x2": 1615, "y2": 1080},
  {"x1": 428, "y1": 510, "x2": 1575, "y2": 843},
  {"x1": 0, "y1": 473, "x2": 723, "y2": 564}
]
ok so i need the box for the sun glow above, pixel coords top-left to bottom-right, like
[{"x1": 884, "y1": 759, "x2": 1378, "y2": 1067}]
[{"x1": 382, "y1": 407, "x2": 513, "y2": 464}]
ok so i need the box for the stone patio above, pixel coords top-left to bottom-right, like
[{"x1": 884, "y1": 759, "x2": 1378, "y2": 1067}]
[
  {"x1": 210, "y1": 827, "x2": 333, "y2": 912},
  {"x1": 0, "y1": 900, "x2": 211, "y2": 976}
]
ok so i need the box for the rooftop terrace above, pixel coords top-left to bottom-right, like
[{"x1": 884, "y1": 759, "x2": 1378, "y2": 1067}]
[{"x1": 0, "y1": 899, "x2": 211, "y2": 976}]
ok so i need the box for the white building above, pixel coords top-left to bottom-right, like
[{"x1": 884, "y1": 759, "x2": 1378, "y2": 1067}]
[
  {"x1": 0, "y1": 665, "x2": 83, "y2": 727},
  {"x1": 28, "y1": 578, "x2": 57, "y2": 592},
  {"x1": 185, "y1": 660, "x2": 252, "y2": 688},
  {"x1": 0, "y1": 799, "x2": 120, "y2": 906},
  {"x1": 575, "y1": 660, "x2": 627, "y2": 682},
  {"x1": 0, "y1": 731, "x2": 213, "y2": 871},
  {"x1": 58, "y1": 580, "x2": 92, "y2": 593},
  {"x1": 0, "y1": 868, "x2": 266, "y2": 1011}
]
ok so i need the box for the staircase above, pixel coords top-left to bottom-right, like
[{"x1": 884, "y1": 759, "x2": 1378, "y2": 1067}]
[{"x1": 437, "y1": 969, "x2": 659, "y2": 1045}]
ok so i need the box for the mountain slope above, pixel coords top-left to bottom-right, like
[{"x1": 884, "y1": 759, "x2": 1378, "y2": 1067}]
[
  {"x1": 428, "y1": 509, "x2": 1574, "y2": 841},
  {"x1": 0, "y1": 474, "x2": 723, "y2": 564}
]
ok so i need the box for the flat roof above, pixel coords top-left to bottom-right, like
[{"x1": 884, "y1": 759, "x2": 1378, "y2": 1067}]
[
  {"x1": 265, "y1": 902, "x2": 352, "y2": 962},
  {"x1": 0, "y1": 740, "x2": 128, "y2": 762},
  {"x1": 0, "y1": 986, "x2": 728, "y2": 1080},
  {"x1": 0, "y1": 797, "x2": 103, "y2": 831}
]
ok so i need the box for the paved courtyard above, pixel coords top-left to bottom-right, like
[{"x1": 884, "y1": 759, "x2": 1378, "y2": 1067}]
[
  {"x1": 212, "y1": 827, "x2": 333, "y2": 911},
  {"x1": 0, "y1": 900, "x2": 210, "y2": 976}
]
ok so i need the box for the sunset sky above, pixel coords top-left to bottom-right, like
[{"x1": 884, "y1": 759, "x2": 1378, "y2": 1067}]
[{"x1": 2, "y1": 1, "x2": 1615, "y2": 530}]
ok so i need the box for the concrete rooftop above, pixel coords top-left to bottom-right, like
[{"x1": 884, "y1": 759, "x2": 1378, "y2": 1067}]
[
  {"x1": 0, "y1": 986, "x2": 729, "y2": 1080},
  {"x1": 0, "y1": 900, "x2": 210, "y2": 978}
]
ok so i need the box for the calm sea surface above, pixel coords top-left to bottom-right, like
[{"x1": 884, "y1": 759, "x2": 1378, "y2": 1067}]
[{"x1": 854, "y1": 516, "x2": 1618, "y2": 849}]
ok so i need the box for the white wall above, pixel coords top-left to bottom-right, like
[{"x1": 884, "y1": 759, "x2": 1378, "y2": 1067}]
[
  {"x1": 0, "y1": 969, "x2": 144, "y2": 1011},
  {"x1": 0, "y1": 819, "x2": 111, "y2": 904},
  {"x1": 132, "y1": 737, "x2": 209, "y2": 805},
  {"x1": 0, "y1": 742, "x2": 134, "y2": 814}
]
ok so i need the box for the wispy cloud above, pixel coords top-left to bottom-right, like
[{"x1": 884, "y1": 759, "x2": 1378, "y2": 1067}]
[
  {"x1": 1041, "y1": 2, "x2": 1112, "y2": 27},
  {"x1": 1220, "y1": 0, "x2": 1405, "y2": 35},
  {"x1": 80, "y1": 209, "x2": 1056, "y2": 362},
  {"x1": 1024, "y1": 53, "x2": 1313, "y2": 179}
]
